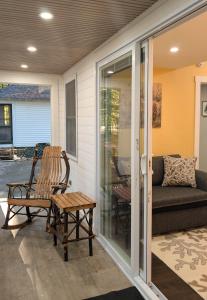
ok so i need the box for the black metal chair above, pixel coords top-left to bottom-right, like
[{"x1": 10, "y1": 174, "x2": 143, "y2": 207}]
[{"x1": 112, "y1": 156, "x2": 131, "y2": 248}]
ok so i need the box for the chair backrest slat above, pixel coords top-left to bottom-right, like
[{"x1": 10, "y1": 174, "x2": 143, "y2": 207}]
[{"x1": 34, "y1": 146, "x2": 62, "y2": 199}]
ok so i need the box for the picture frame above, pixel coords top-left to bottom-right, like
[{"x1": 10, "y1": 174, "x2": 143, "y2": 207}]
[
  {"x1": 152, "y1": 83, "x2": 162, "y2": 128},
  {"x1": 202, "y1": 101, "x2": 207, "y2": 117},
  {"x1": 140, "y1": 82, "x2": 162, "y2": 128}
]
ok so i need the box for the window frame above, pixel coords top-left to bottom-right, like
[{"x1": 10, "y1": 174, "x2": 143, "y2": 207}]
[
  {"x1": 65, "y1": 77, "x2": 78, "y2": 160},
  {"x1": 0, "y1": 103, "x2": 13, "y2": 144}
]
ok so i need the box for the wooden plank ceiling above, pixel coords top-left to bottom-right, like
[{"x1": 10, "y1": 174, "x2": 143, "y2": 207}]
[{"x1": 0, "y1": 0, "x2": 157, "y2": 74}]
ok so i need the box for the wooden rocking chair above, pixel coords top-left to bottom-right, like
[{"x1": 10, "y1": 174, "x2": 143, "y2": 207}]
[{"x1": 2, "y1": 146, "x2": 70, "y2": 230}]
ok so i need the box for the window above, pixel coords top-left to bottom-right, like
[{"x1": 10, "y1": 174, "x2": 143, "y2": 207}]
[
  {"x1": 0, "y1": 104, "x2": 12, "y2": 144},
  {"x1": 66, "y1": 79, "x2": 77, "y2": 157}
]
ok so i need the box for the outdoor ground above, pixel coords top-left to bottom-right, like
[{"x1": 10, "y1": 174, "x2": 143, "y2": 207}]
[{"x1": 0, "y1": 159, "x2": 34, "y2": 197}]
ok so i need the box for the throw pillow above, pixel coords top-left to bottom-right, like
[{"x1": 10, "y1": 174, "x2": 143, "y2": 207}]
[{"x1": 162, "y1": 156, "x2": 197, "y2": 188}]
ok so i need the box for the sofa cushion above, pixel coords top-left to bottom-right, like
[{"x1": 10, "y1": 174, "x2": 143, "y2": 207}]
[
  {"x1": 152, "y1": 154, "x2": 180, "y2": 186},
  {"x1": 152, "y1": 186, "x2": 207, "y2": 210},
  {"x1": 152, "y1": 156, "x2": 164, "y2": 186},
  {"x1": 162, "y1": 156, "x2": 197, "y2": 188}
]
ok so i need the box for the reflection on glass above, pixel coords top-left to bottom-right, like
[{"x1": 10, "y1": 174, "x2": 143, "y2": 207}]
[
  {"x1": 0, "y1": 105, "x2": 11, "y2": 126},
  {"x1": 100, "y1": 53, "x2": 132, "y2": 260},
  {"x1": 139, "y1": 47, "x2": 146, "y2": 275},
  {"x1": 4, "y1": 105, "x2": 10, "y2": 125},
  {"x1": 0, "y1": 104, "x2": 12, "y2": 143}
]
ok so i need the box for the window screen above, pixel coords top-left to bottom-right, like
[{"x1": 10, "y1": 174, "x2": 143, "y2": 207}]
[
  {"x1": 66, "y1": 80, "x2": 76, "y2": 157},
  {"x1": 0, "y1": 104, "x2": 12, "y2": 144}
]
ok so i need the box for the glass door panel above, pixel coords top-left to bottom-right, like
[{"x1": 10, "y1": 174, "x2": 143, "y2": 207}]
[
  {"x1": 99, "y1": 52, "x2": 132, "y2": 261},
  {"x1": 139, "y1": 40, "x2": 153, "y2": 282}
]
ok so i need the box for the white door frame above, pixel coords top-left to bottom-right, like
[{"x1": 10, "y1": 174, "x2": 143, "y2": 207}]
[
  {"x1": 194, "y1": 76, "x2": 207, "y2": 168},
  {"x1": 95, "y1": 4, "x2": 207, "y2": 299},
  {"x1": 137, "y1": 38, "x2": 153, "y2": 284},
  {"x1": 96, "y1": 40, "x2": 159, "y2": 299},
  {"x1": 96, "y1": 42, "x2": 138, "y2": 279},
  {"x1": 131, "y1": 41, "x2": 141, "y2": 276},
  {"x1": 146, "y1": 38, "x2": 153, "y2": 284}
]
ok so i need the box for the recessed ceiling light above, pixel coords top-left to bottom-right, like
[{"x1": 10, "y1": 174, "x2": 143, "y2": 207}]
[
  {"x1": 170, "y1": 47, "x2": 179, "y2": 53},
  {"x1": 107, "y1": 70, "x2": 114, "y2": 74},
  {"x1": 21, "y1": 64, "x2": 28, "y2": 69},
  {"x1": 27, "y1": 46, "x2": 37, "y2": 52},
  {"x1": 40, "y1": 11, "x2": 54, "y2": 20}
]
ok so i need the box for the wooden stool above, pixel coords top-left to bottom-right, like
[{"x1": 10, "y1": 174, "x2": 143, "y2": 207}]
[{"x1": 50, "y1": 192, "x2": 96, "y2": 261}]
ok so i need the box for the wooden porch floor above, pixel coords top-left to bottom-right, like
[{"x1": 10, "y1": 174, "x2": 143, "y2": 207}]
[{"x1": 0, "y1": 201, "x2": 131, "y2": 300}]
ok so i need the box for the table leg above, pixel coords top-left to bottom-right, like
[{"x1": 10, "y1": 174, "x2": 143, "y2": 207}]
[
  {"x1": 76, "y1": 210, "x2": 80, "y2": 239},
  {"x1": 64, "y1": 212, "x2": 69, "y2": 261},
  {"x1": 89, "y1": 208, "x2": 93, "y2": 256}
]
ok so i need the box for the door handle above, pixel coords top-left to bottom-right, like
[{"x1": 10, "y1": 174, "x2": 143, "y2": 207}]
[{"x1": 141, "y1": 154, "x2": 147, "y2": 175}]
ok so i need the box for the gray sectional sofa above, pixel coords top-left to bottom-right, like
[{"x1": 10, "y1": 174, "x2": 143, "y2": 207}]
[{"x1": 152, "y1": 155, "x2": 207, "y2": 235}]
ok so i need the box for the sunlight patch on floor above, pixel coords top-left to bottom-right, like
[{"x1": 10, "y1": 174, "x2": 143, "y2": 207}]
[
  {"x1": 1, "y1": 197, "x2": 50, "y2": 298},
  {"x1": 0, "y1": 197, "x2": 22, "y2": 238},
  {"x1": 19, "y1": 237, "x2": 49, "y2": 299}
]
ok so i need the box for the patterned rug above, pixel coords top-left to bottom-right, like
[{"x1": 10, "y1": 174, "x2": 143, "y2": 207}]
[{"x1": 152, "y1": 227, "x2": 207, "y2": 300}]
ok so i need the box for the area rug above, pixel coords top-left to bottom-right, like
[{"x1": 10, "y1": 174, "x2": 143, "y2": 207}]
[
  {"x1": 152, "y1": 227, "x2": 207, "y2": 300},
  {"x1": 85, "y1": 287, "x2": 144, "y2": 300}
]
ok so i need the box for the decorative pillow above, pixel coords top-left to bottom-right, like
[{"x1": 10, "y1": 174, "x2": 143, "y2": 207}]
[{"x1": 162, "y1": 156, "x2": 197, "y2": 188}]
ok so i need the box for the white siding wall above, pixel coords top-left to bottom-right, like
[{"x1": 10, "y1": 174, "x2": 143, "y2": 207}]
[
  {"x1": 0, "y1": 70, "x2": 61, "y2": 145},
  {"x1": 12, "y1": 100, "x2": 51, "y2": 147},
  {"x1": 59, "y1": 66, "x2": 96, "y2": 195},
  {"x1": 60, "y1": 0, "x2": 206, "y2": 197}
]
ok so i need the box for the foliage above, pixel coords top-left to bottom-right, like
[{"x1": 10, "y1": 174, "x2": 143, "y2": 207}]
[
  {"x1": 101, "y1": 88, "x2": 120, "y2": 131},
  {"x1": 0, "y1": 83, "x2": 9, "y2": 89}
]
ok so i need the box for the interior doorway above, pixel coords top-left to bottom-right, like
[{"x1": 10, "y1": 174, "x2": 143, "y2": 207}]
[
  {"x1": 195, "y1": 77, "x2": 207, "y2": 172},
  {"x1": 151, "y1": 9, "x2": 207, "y2": 300}
]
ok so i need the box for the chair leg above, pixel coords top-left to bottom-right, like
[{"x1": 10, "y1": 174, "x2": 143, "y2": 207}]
[
  {"x1": 113, "y1": 196, "x2": 119, "y2": 235},
  {"x1": 26, "y1": 207, "x2": 32, "y2": 223},
  {"x1": 115, "y1": 206, "x2": 119, "y2": 235},
  {"x1": 88, "y1": 208, "x2": 93, "y2": 256},
  {"x1": 53, "y1": 232, "x2": 57, "y2": 246},
  {"x1": 46, "y1": 206, "x2": 52, "y2": 232},
  {"x1": 2, "y1": 204, "x2": 33, "y2": 230},
  {"x1": 53, "y1": 206, "x2": 57, "y2": 247},
  {"x1": 2, "y1": 204, "x2": 11, "y2": 229},
  {"x1": 76, "y1": 210, "x2": 79, "y2": 239},
  {"x1": 125, "y1": 213, "x2": 131, "y2": 249}
]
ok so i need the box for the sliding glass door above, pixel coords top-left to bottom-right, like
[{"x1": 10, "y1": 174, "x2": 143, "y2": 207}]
[
  {"x1": 138, "y1": 41, "x2": 153, "y2": 282},
  {"x1": 98, "y1": 40, "x2": 153, "y2": 284},
  {"x1": 99, "y1": 52, "x2": 132, "y2": 261}
]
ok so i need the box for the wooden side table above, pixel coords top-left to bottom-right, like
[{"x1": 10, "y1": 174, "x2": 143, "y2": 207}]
[{"x1": 50, "y1": 192, "x2": 96, "y2": 261}]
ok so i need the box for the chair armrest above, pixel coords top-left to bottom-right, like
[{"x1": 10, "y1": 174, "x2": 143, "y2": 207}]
[
  {"x1": 7, "y1": 182, "x2": 30, "y2": 187},
  {"x1": 7, "y1": 182, "x2": 33, "y2": 199},
  {"x1": 52, "y1": 183, "x2": 69, "y2": 193},
  {"x1": 196, "y1": 170, "x2": 207, "y2": 191}
]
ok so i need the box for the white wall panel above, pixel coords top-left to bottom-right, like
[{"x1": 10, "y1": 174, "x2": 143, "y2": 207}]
[
  {"x1": 0, "y1": 70, "x2": 61, "y2": 145},
  {"x1": 13, "y1": 101, "x2": 51, "y2": 147}
]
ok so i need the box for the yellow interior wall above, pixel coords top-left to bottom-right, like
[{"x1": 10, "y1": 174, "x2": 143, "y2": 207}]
[{"x1": 153, "y1": 64, "x2": 207, "y2": 157}]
